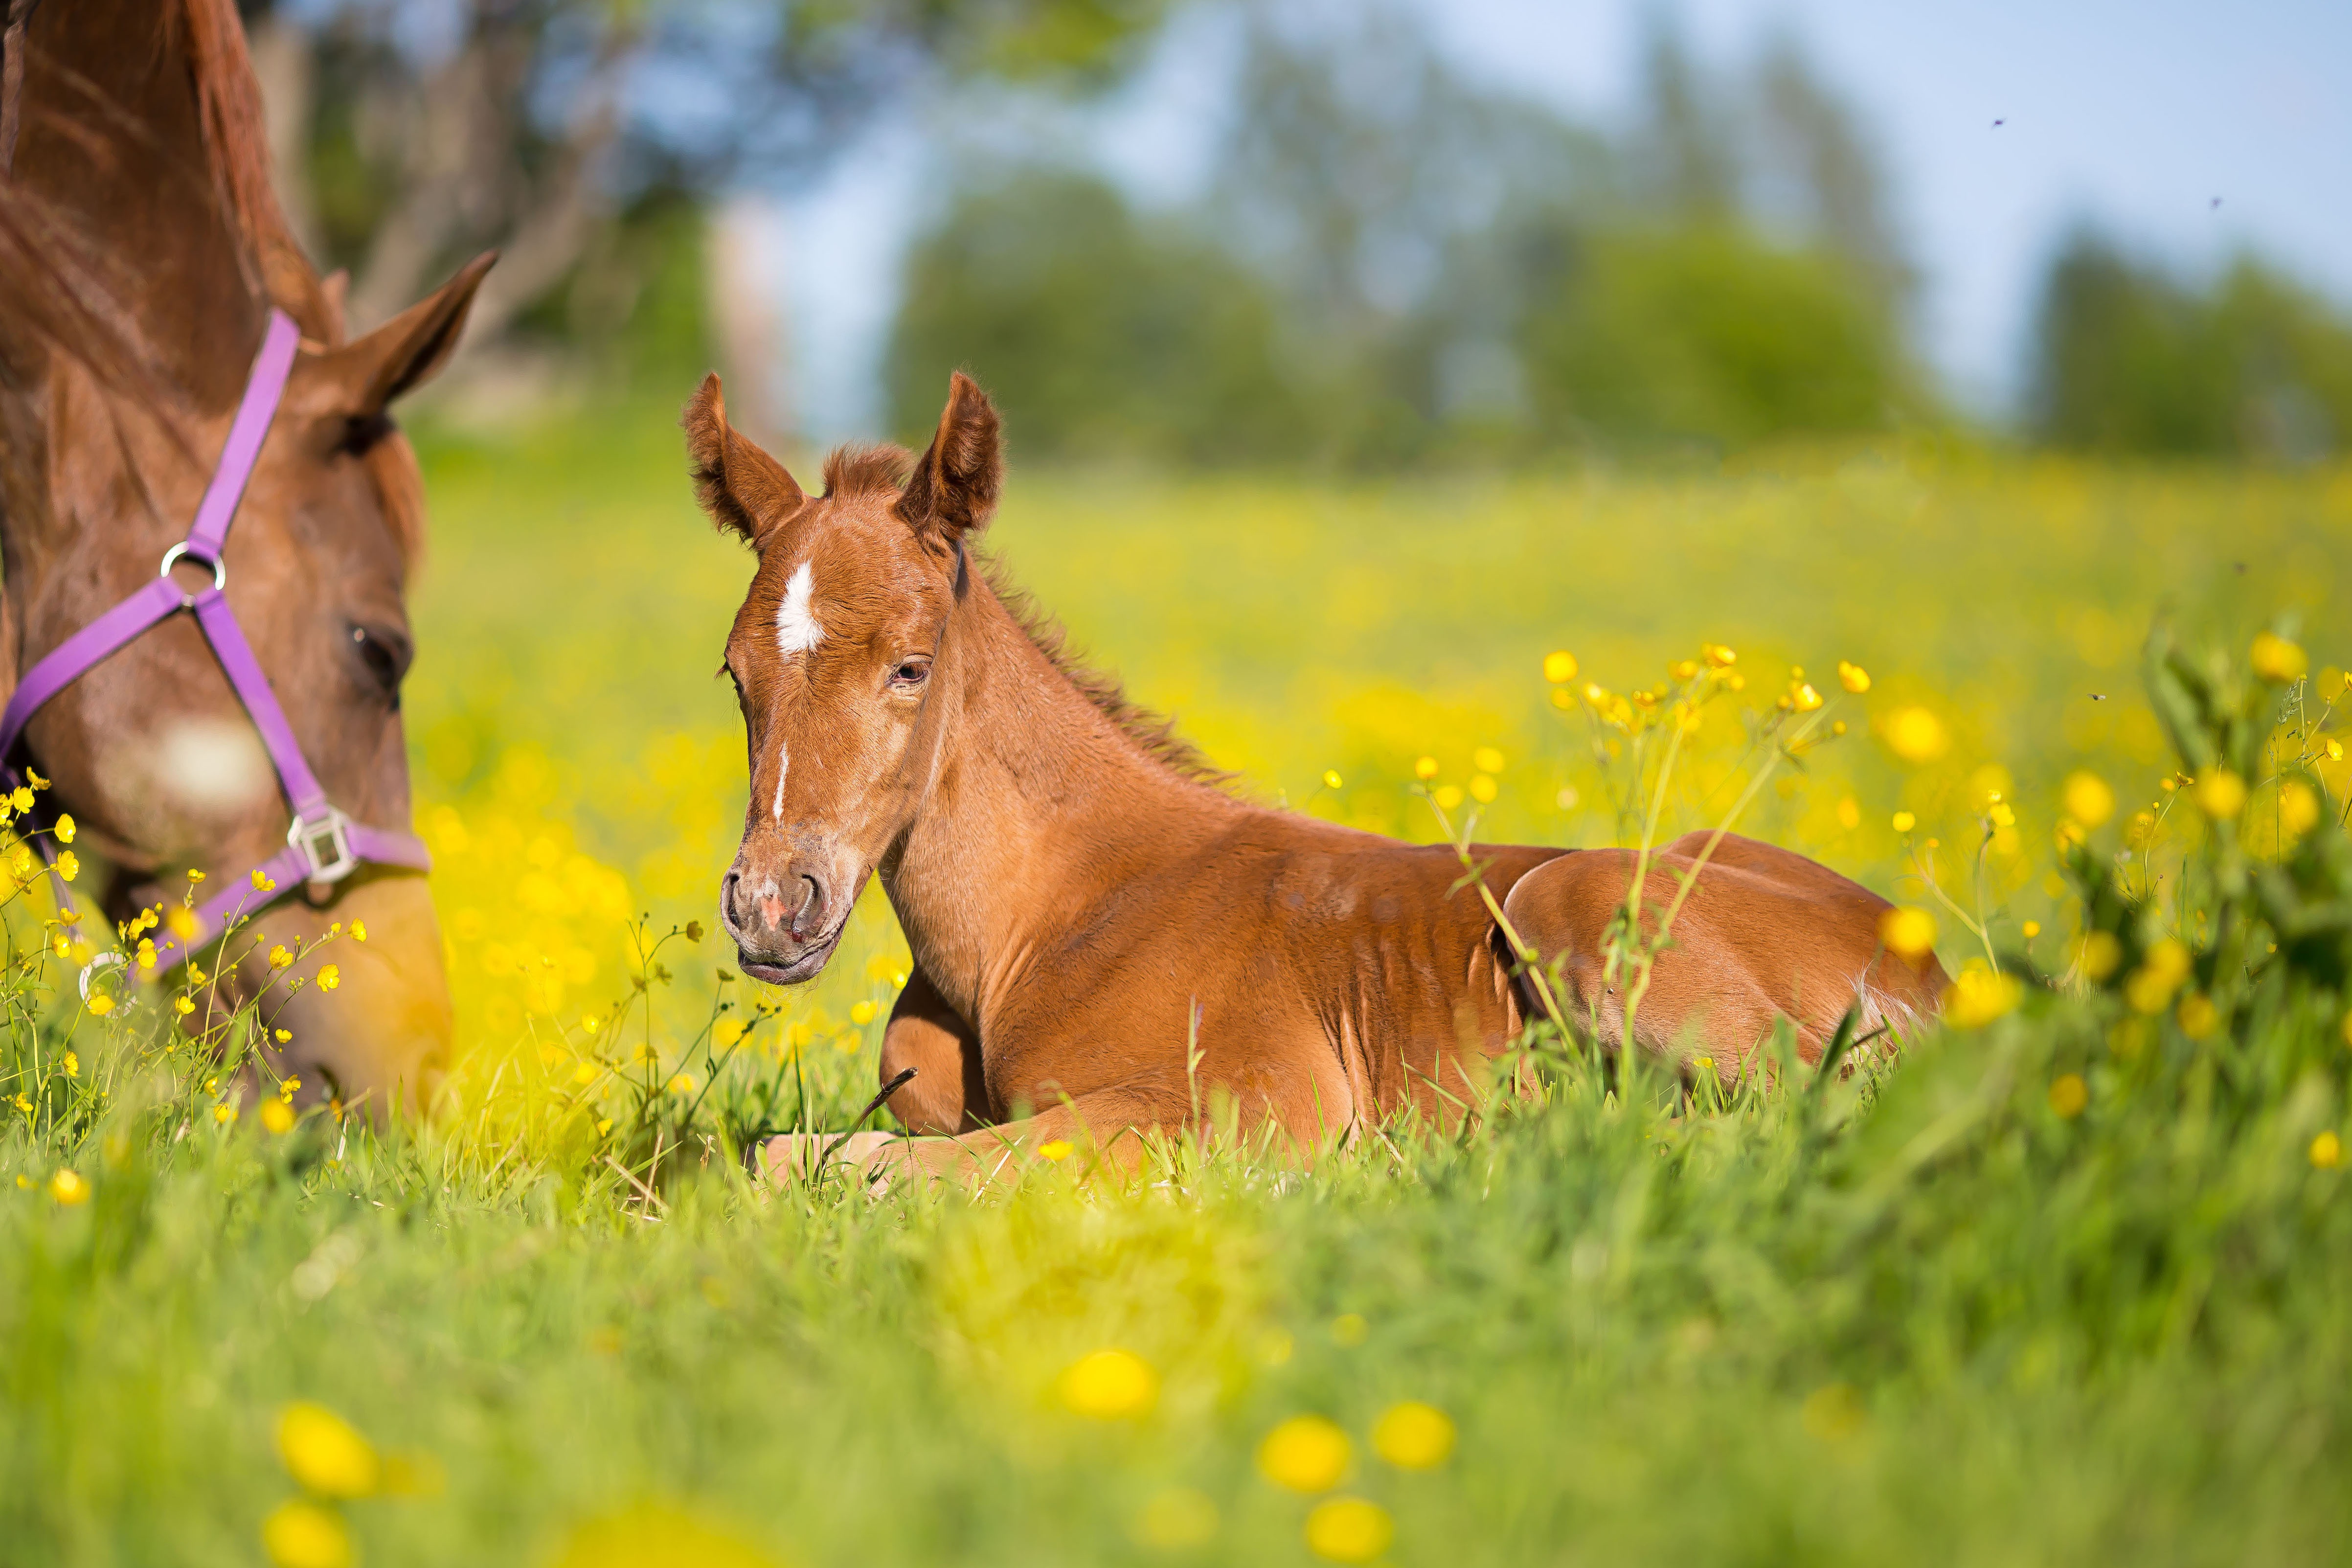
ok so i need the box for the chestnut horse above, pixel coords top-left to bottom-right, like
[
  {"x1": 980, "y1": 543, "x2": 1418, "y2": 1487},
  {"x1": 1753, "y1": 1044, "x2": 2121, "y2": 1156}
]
[
  {"x1": 684, "y1": 373, "x2": 1947, "y2": 1182},
  {"x1": 0, "y1": 0, "x2": 488, "y2": 1108}
]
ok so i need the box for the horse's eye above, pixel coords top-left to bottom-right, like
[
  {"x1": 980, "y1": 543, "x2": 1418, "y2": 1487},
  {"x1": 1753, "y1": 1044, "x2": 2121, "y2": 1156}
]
[
  {"x1": 890, "y1": 658, "x2": 931, "y2": 689},
  {"x1": 349, "y1": 623, "x2": 411, "y2": 702}
]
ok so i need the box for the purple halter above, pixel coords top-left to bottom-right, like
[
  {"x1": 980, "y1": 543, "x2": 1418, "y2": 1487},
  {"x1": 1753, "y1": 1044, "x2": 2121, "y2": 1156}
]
[{"x1": 0, "y1": 309, "x2": 431, "y2": 967}]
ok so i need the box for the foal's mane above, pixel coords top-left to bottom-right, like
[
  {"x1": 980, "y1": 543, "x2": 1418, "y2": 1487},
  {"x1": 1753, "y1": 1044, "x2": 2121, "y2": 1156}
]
[{"x1": 821, "y1": 440, "x2": 1233, "y2": 788}]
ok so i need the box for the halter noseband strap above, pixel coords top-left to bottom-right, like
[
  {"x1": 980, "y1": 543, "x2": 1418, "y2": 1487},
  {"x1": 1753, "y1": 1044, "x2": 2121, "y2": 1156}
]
[{"x1": 0, "y1": 308, "x2": 431, "y2": 967}]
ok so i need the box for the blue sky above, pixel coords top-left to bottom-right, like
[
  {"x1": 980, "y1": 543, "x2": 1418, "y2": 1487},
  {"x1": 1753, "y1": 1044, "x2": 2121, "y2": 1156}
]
[{"x1": 769, "y1": 0, "x2": 2352, "y2": 442}]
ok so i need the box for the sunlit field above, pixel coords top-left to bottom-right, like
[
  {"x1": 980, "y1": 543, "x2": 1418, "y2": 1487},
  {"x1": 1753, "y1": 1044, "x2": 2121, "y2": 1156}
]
[{"x1": 5, "y1": 404, "x2": 2350, "y2": 1565}]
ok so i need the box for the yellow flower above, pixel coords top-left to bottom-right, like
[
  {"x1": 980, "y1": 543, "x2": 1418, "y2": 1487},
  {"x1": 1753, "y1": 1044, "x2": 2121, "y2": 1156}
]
[
  {"x1": 1468, "y1": 774, "x2": 1498, "y2": 803},
  {"x1": 2074, "y1": 931, "x2": 2123, "y2": 981},
  {"x1": 2249, "y1": 632, "x2": 2307, "y2": 683},
  {"x1": 2279, "y1": 780, "x2": 2321, "y2": 839},
  {"x1": 11, "y1": 1094, "x2": 30, "y2": 1114},
  {"x1": 174, "y1": 996, "x2": 196, "y2": 1016},
  {"x1": 277, "y1": 1402, "x2": 380, "y2": 1498},
  {"x1": 665, "y1": 1073, "x2": 696, "y2": 1096},
  {"x1": 1057, "y1": 1348, "x2": 1157, "y2": 1419},
  {"x1": 572, "y1": 1062, "x2": 598, "y2": 1086},
  {"x1": 1549, "y1": 685, "x2": 1574, "y2": 710},
  {"x1": 261, "y1": 1099, "x2": 296, "y2": 1136},
  {"x1": 1943, "y1": 964, "x2": 2020, "y2": 1028},
  {"x1": 1371, "y1": 1401, "x2": 1456, "y2": 1469},
  {"x1": 2061, "y1": 771, "x2": 2115, "y2": 829},
  {"x1": 9, "y1": 785, "x2": 30, "y2": 811},
  {"x1": 1413, "y1": 755, "x2": 1439, "y2": 781},
  {"x1": 2311, "y1": 1131, "x2": 2344, "y2": 1170},
  {"x1": 2194, "y1": 770, "x2": 2246, "y2": 820},
  {"x1": 1891, "y1": 810, "x2": 1916, "y2": 833},
  {"x1": 283, "y1": 1077, "x2": 301, "y2": 1095},
  {"x1": 1542, "y1": 650, "x2": 1578, "y2": 683},
  {"x1": 261, "y1": 1499, "x2": 351, "y2": 1568},
  {"x1": 1702, "y1": 642, "x2": 1737, "y2": 668},
  {"x1": 1472, "y1": 746, "x2": 1506, "y2": 773},
  {"x1": 2329, "y1": 740, "x2": 2346, "y2": 763},
  {"x1": 87, "y1": 994, "x2": 114, "y2": 1017},
  {"x1": 712, "y1": 1018, "x2": 747, "y2": 1046},
  {"x1": 316, "y1": 965, "x2": 339, "y2": 992},
  {"x1": 1304, "y1": 1499, "x2": 1393, "y2": 1564},
  {"x1": 188, "y1": 868, "x2": 205, "y2": 883},
  {"x1": 61, "y1": 1051, "x2": 77, "y2": 1079},
  {"x1": 54, "y1": 813, "x2": 75, "y2": 844},
  {"x1": 1322, "y1": 769, "x2": 1343, "y2": 790},
  {"x1": 269, "y1": 945, "x2": 293, "y2": 970},
  {"x1": 350, "y1": 921, "x2": 366, "y2": 942},
  {"x1": 1879, "y1": 906, "x2": 1937, "y2": 960},
  {"x1": 251, "y1": 869, "x2": 277, "y2": 892},
  {"x1": 2048, "y1": 1072, "x2": 2088, "y2": 1118},
  {"x1": 1037, "y1": 1138, "x2": 1074, "y2": 1162},
  {"x1": 1837, "y1": 659, "x2": 1870, "y2": 694},
  {"x1": 24, "y1": 768, "x2": 45, "y2": 787},
  {"x1": 1433, "y1": 784, "x2": 1464, "y2": 811},
  {"x1": 1883, "y1": 705, "x2": 1949, "y2": 763},
  {"x1": 2124, "y1": 938, "x2": 2192, "y2": 1014},
  {"x1": 55, "y1": 850, "x2": 79, "y2": 882},
  {"x1": 1667, "y1": 658, "x2": 1699, "y2": 682},
  {"x1": 274, "y1": 1028, "x2": 293, "y2": 1044},
  {"x1": 2177, "y1": 993, "x2": 2219, "y2": 1039},
  {"x1": 214, "y1": 1103, "x2": 239, "y2": 1125},
  {"x1": 1258, "y1": 1415, "x2": 1351, "y2": 1493},
  {"x1": 1988, "y1": 801, "x2": 2016, "y2": 828},
  {"x1": 48, "y1": 1168, "x2": 90, "y2": 1205},
  {"x1": 596, "y1": 1117, "x2": 614, "y2": 1136},
  {"x1": 849, "y1": 1000, "x2": 877, "y2": 1026}
]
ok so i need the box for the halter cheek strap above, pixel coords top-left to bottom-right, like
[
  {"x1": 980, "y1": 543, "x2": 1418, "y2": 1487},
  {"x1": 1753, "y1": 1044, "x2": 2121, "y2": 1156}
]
[{"x1": 0, "y1": 308, "x2": 431, "y2": 967}]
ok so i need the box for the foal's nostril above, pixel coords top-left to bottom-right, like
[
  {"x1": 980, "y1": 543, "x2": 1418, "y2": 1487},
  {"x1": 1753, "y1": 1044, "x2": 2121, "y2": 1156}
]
[{"x1": 792, "y1": 874, "x2": 825, "y2": 939}]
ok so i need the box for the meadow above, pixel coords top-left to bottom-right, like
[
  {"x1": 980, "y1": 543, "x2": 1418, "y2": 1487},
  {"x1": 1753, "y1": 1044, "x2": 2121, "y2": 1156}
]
[{"x1": 4, "y1": 403, "x2": 2350, "y2": 1566}]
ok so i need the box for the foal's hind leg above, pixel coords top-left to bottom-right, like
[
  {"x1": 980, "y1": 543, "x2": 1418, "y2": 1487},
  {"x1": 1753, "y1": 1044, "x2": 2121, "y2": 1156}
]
[{"x1": 1501, "y1": 835, "x2": 1946, "y2": 1078}]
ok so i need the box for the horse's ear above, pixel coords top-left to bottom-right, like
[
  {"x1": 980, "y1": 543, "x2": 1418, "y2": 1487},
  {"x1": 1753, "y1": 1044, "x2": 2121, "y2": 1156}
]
[
  {"x1": 896, "y1": 371, "x2": 1001, "y2": 545},
  {"x1": 296, "y1": 251, "x2": 496, "y2": 417},
  {"x1": 682, "y1": 372, "x2": 806, "y2": 546}
]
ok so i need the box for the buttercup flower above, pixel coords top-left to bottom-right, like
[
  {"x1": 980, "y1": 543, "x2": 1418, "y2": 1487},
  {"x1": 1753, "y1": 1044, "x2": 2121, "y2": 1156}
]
[
  {"x1": 54, "y1": 813, "x2": 74, "y2": 844},
  {"x1": 2249, "y1": 632, "x2": 2307, "y2": 683},
  {"x1": 2062, "y1": 771, "x2": 2115, "y2": 829},
  {"x1": 1879, "y1": 907, "x2": 1937, "y2": 960},
  {"x1": 269, "y1": 945, "x2": 293, "y2": 970},
  {"x1": 1057, "y1": 1349, "x2": 1156, "y2": 1419},
  {"x1": 1371, "y1": 1401, "x2": 1456, "y2": 1469},
  {"x1": 261, "y1": 1499, "x2": 350, "y2": 1568},
  {"x1": 1258, "y1": 1415, "x2": 1351, "y2": 1493},
  {"x1": 49, "y1": 1168, "x2": 90, "y2": 1205},
  {"x1": 1038, "y1": 1139, "x2": 1074, "y2": 1162},
  {"x1": 2194, "y1": 770, "x2": 2246, "y2": 820},
  {"x1": 1542, "y1": 650, "x2": 1578, "y2": 682},
  {"x1": 1837, "y1": 659, "x2": 1870, "y2": 693},
  {"x1": 55, "y1": 850, "x2": 78, "y2": 882},
  {"x1": 261, "y1": 1099, "x2": 296, "y2": 1136},
  {"x1": 1304, "y1": 1499, "x2": 1393, "y2": 1564},
  {"x1": 317, "y1": 965, "x2": 339, "y2": 992},
  {"x1": 276, "y1": 1402, "x2": 380, "y2": 1499},
  {"x1": 1884, "y1": 706, "x2": 1949, "y2": 763}
]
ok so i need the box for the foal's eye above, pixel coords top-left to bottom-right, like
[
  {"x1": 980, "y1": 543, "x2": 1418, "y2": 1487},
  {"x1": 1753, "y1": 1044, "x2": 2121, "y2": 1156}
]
[
  {"x1": 348, "y1": 623, "x2": 412, "y2": 701},
  {"x1": 889, "y1": 658, "x2": 931, "y2": 690}
]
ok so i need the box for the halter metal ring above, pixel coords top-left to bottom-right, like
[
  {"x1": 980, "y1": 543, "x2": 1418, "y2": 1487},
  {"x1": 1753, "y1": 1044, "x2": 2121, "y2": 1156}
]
[
  {"x1": 159, "y1": 543, "x2": 227, "y2": 592},
  {"x1": 289, "y1": 806, "x2": 358, "y2": 885}
]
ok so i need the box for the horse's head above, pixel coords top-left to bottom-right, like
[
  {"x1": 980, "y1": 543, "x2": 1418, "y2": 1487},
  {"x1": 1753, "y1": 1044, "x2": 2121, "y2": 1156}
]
[
  {"x1": 684, "y1": 371, "x2": 1001, "y2": 983},
  {"x1": 0, "y1": 0, "x2": 477, "y2": 1110}
]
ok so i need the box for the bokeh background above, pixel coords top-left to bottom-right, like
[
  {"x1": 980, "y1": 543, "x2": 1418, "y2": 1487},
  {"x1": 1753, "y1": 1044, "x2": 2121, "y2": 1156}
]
[{"x1": 232, "y1": 0, "x2": 2352, "y2": 1060}]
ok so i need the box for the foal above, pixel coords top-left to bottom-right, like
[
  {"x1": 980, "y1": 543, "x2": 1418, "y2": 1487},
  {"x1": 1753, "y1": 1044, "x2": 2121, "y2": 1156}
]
[{"x1": 685, "y1": 374, "x2": 1946, "y2": 1181}]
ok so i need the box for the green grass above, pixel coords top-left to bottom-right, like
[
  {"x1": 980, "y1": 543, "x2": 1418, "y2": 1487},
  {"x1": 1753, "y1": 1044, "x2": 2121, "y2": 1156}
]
[{"x1": 4, "y1": 409, "x2": 2351, "y2": 1565}]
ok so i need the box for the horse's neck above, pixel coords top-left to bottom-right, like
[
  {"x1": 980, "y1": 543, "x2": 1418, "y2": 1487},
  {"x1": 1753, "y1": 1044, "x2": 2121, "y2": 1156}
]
[
  {"x1": 10, "y1": 0, "x2": 278, "y2": 403},
  {"x1": 882, "y1": 583, "x2": 1233, "y2": 1030}
]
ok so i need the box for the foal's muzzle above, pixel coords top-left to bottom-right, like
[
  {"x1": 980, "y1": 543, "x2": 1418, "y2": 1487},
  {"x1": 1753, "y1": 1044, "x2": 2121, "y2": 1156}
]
[{"x1": 720, "y1": 860, "x2": 847, "y2": 983}]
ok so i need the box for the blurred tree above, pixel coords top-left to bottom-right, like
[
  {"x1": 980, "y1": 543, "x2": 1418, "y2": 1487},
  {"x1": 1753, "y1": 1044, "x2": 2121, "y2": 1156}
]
[
  {"x1": 2029, "y1": 229, "x2": 2352, "y2": 461},
  {"x1": 886, "y1": 171, "x2": 1305, "y2": 462},
  {"x1": 237, "y1": 0, "x2": 1172, "y2": 346},
  {"x1": 1519, "y1": 223, "x2": 1917, "y2": 451}
]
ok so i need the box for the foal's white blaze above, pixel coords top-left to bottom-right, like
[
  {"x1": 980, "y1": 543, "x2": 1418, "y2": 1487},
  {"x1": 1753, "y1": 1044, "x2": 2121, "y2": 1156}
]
[
  {"x1": 775, "y1": 560, "x2": 825, "y2": 656},
  {"x1": 770, "y1": 561, "x2": 822, "y2": 822}
]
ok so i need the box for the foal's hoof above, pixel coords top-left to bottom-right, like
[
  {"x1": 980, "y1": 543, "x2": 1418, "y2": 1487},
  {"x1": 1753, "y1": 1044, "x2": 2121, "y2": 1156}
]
[{"x1": 760, "y1": 1131, "x2": 897, "y2": 1186}]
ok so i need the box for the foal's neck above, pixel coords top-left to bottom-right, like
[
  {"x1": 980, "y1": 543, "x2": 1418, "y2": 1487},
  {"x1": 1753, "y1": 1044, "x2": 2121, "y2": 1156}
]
[{"x1": 882, "y1": 580, "x2": 1232, "y2": 1030}]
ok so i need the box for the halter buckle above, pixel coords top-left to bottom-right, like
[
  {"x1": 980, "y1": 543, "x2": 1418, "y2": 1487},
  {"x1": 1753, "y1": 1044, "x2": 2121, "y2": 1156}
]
[
  {"x1": 288, "y1": 806, "x2": 357, "y2": 884},
  {"x1": 159, "y1": 543, "x2": 227, "y2": 596}
]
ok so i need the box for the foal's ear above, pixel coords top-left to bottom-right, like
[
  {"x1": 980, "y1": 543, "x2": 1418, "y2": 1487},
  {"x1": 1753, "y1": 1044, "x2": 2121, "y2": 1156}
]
[
  {"x1": 895, "y1": 371, "x2": 1001, "y2": 545},
  {"x1": 296, "y1": 251, "x2": 496, "y2": 416},
  {"x1": 682, "y1": 372, "x2": 806, "y2": 546}
]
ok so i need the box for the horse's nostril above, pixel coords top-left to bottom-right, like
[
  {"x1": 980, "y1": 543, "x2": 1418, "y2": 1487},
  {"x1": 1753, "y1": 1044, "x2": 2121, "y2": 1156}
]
[{"x1": 793, "y1": 874, "x2": 824, "y2": 938}]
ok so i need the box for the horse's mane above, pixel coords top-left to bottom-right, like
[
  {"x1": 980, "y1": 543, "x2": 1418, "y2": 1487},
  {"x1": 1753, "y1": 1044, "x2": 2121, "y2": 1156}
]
[
  {"x1": 0, "y1": 0, "x2": 424, "y2": 561},
  {"x1": 984, "y1": 559, "x2": 1235, "y2": 788}
]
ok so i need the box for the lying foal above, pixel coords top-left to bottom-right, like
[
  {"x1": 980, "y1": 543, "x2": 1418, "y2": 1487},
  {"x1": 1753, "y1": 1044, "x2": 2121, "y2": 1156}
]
[{"x1": 682, "y1": 373, "x2": 1946, "y2": 1183}]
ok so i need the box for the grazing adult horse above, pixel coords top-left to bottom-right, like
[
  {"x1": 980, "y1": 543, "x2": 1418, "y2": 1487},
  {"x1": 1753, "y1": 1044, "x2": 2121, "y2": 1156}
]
[
  {"x1": 0, "y1": 0, "x2": 489, "y2": 1108},
  {"x1": 684, "y1": 373, "x2": 1947, "y2": 1181}
]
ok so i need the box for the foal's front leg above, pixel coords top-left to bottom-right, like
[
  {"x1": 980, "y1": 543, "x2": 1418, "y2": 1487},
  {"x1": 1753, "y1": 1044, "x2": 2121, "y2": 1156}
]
[{"x1": 760, "y1": 1087, "x2": 1175, "y2": 1191}]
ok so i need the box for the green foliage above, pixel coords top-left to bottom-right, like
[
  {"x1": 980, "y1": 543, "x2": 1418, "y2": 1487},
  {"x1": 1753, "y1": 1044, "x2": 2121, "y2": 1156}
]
[
  {"x1": 886, "y1": 173, "x2": 1308, "y2": 462},
  {"x1": 1521, "y1": 222, "x2": 1920, "y2": 451},
  {"x1": 2030, "y1": 230, "x2": 2352, "y2": 461}
]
